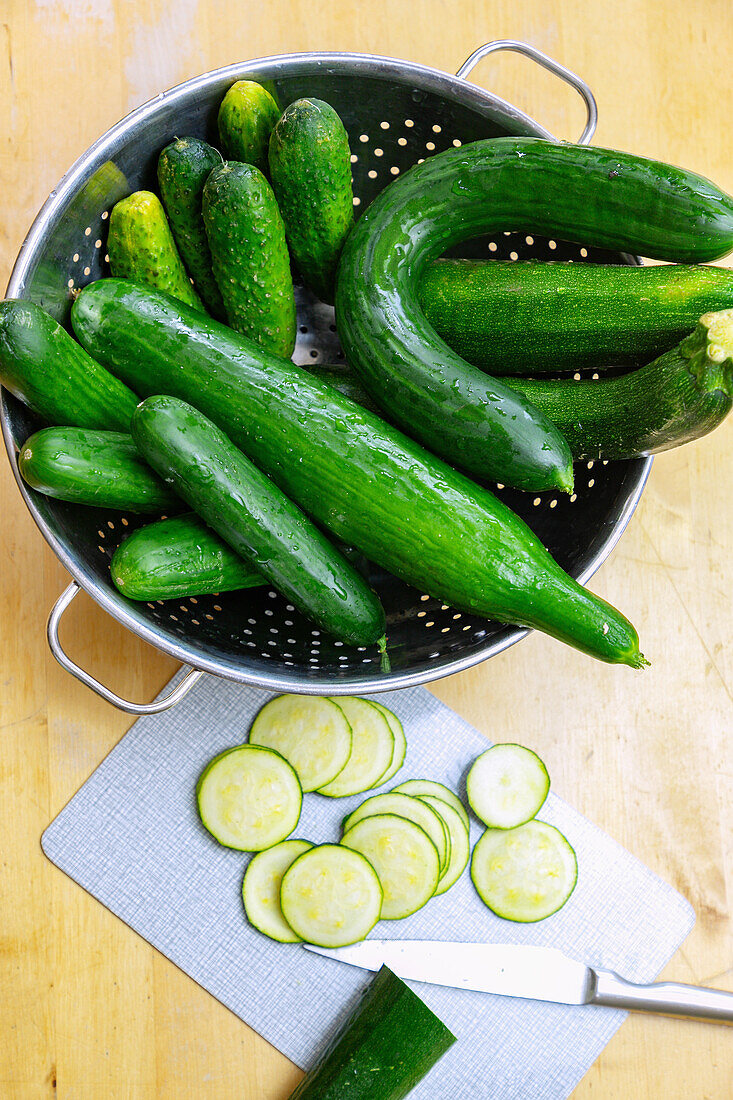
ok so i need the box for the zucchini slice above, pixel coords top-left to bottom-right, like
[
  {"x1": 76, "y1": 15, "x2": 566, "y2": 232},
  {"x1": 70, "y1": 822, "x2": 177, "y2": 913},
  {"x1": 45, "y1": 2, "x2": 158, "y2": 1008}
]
[
  {"x1": 341, "y1": 813, "x2": 440, "y2": 920},
  {"x1": 248, "y1": 695, "x2": 352, "y2": 793},
  {"x1": 342, "y1": 793, "x2": 450, "y2": 877},
  {"x1": 196, "y1": 744, "x2": 302, "y2": 851},
  {"x1": 467, "y1": 744, "x2": 550, "y2": 829},
  {"x1": 419, "y1": 795, "x2": 470, "y2": 897},
  {"x1": 391, "y1": 779, "x2": 470, "y2": 832},
  {"x1": 280, "y1": 844, "x2": 383, "y2": 947},
  {"x1": 471, "y1": 820, "x2": 577, "y2": 922},
  {"x1": 317, "y1": 698, "x2": 395, "y2": 797},
  {"x1": 243, "y1": 838, "x2": 313, "y2": 943},
  {"x1": 367, "y1": 701, "x2": 406, "y2": 787}
]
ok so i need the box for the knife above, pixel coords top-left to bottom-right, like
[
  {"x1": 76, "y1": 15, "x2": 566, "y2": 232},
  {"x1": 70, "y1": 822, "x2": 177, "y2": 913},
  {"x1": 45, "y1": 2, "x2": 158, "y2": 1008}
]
[{"x1": 303, "y1": 940, "x2": 733, "y2": 1024}]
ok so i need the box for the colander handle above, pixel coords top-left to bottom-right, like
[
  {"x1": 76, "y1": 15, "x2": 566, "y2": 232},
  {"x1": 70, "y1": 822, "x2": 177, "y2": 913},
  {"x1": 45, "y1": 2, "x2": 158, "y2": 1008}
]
[
  {"x1": 47, "y1": 581, "x2": 205, "y2": 715},
  {"x1": 456, "y1": 39, "x2": 598, "y2": 145}
]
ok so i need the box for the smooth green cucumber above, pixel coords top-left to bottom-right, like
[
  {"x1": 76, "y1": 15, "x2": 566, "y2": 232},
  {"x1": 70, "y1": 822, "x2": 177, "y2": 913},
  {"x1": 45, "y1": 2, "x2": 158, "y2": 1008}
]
[
  {"x1": 269, "y1": 98, "x2": 354, "y2": 304},
  {"x1": 130, "y1": 395, "x2": 386, "y2": 646},
  {"x1": 419, "y1": 259, "x2": 733, "y2": 373},
  {"x1": 18, "y1": 427, "x2": 180, "y2": 512},
  {"x1": 288, "y1": 965, "x2": 456, "y2": 1100},
  {"x1": 72, "y1": 280, "x2": 647, "y2": 667},
  {"x1": 107, "y1": 191, "x2": 204, "y2": 310},
  {"x1": 336, "y1": 138, "x2": 733, "y2": 492},
  {"x1": 203, "y1": 161, "x2": 296, "y2": 357},
  {"x1": 506, "y1": 309, "x2": 733, "y2": 459},
  {"x1": 217, "y1": 80, "x2": 281, "y2": 175},
  {"x1": 157, "y1": 137, "x2": 226, "y2": 318},
  {"x1": 0, "y1": 299, "x2": 138, "y2": 430},
  {"x1": 110, "y1": 513, "x2": 265, "y2": 600}
]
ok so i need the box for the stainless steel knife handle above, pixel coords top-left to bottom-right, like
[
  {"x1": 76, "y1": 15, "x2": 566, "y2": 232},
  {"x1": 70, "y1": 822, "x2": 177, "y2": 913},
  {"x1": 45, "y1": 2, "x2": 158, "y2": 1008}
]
[{"x1": 591, "y1": 968, "x2": 733, "y2": 1023}]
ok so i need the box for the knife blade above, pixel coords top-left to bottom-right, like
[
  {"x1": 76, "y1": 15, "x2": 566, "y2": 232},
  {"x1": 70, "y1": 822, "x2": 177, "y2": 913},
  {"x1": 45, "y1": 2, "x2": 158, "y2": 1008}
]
[{"x1": 302, "y1": 940, "x2": 733, "y2": 1023}]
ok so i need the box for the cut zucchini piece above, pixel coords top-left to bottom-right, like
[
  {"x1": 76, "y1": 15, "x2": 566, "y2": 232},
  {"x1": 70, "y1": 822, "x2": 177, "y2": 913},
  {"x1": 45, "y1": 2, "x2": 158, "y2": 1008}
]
[
  {"x1": 341, "y1": 813, "x2": 440, "y2": 920},
  {"x1": 367, "y1": 700, "x2": 407, "y2": 787},
  {"x1": 196, "y1": 744, "x2": 302, "y2": 851},
  {"x1": 318, "y1": 698, "x2": 394, "y2": 797},
  {"x1": 342, "y1": 793, "x2": 450, "y2": 876},
  {"x1": 280, "y1": 843, "x2": 383, "y2": 947},
  {"x1": 243, "y1": 838, "x2": 313, "y2": 943},
  {"x1": 248, "y1": 695, "x2": 352, "y2": 793},
  {"x1": 392, "y1": 778, "x2": 470, "y2": 832},
  {"x1": 419, "y1": 795, "x2": 470, "y2": 896},
  {"x1": 467, "y1": 744, "x2": 550, "y2": 829},
  {"x1": 471, "y1": 819, "x2": 577, "y2": 922}
]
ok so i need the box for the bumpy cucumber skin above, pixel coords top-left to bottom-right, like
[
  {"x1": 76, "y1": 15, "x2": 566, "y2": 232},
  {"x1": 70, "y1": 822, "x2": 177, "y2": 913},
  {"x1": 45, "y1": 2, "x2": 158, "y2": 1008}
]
[
  {"x1": 0, "y1": 299, "x2": 138, "y2": 431},
  {"x1": 110, "y1": 513, "x2": 264, "y2": 601},
  {"x1": 130, "y1": 395, "x2": 385, "y2": 646},
  {"x1": 336, "y1": 138, "x2": 733, "y2": 492},
  {"x1": 217, "y1": 80, "x2": 281, "y2": 175},
  {"x1": 18, "y1": 427, "x2": 180, "y2": 513},
  {"x1": 107, "y1": 190, "x2": 204, "y2": 310},
  {"x1": 157, "y1": 138, "x2": 226, "y2": 318},
  {"x1": 419, "y1": 260, "x2": 733, "y2": 374},
  {"x1": 203, "y1": 162, "x2": 296, "y2": 357},
  {"x1": 269, "y1": 98, "x2": 354, "y2": 304}
]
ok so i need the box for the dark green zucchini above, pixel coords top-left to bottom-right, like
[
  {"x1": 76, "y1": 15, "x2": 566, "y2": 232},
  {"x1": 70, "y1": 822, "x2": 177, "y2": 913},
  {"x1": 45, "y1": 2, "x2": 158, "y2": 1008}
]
[
  {"x1": 18, "y1": 426, "x2": 180, "y2": 512},
  {"x1": 111, "y1": 513, "x2": 265, "y2": 600},
  {"x1": 505, "y1": 308, "x2": 733, "y2": 459},
  {"x1": 269, "y1": 98, "x2": 354, "y2": 304},
  {"x1": 202, "y1": 161, "x2": 296, "y2": 357},
  {"x1": 419, "y1": 259, "x2": 733, "y2": 373},
  {"x1": 336, "y1": 138, "x2": 733, "y2": 492},
  {"x1": 217, "y1": 80, "x2": 281, "y2": 175},
  {"x1": 157, "y1": 137, "x2": 226, "y2": 318},
  {"x1": 289, "y1": 966, "x2": 455, "y2": 1100},
  {"x1": 130, "y1": 395, "x2": 386, "y2": 646},
  {"x1": 0, "y1": 299, "x2": 138, "y2": 430},
  {"x1": 72, "y1": 280, "x2": 647, "y2": 667}
]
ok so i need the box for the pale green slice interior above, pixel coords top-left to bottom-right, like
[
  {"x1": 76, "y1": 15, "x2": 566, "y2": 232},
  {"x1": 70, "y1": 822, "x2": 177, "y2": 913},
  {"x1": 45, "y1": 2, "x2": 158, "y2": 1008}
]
[
  {"x1": 343, "y1": 791, "x2": 450, "y2": 875},
  {"x1": 280, "y1": 843, "x2": 383, "y2": 947},
  {"x1": 243, "y1": 839, "x2": 313, "y2": 942},
  {"x1": 341, "y1": 813, "x2": 440, "y2": 920},
  {"x1": 249, "y1": 694, "x2": 352, "y2": 792},
  {"x1": 367, "y1": 700, "x2": 407, "y2": 787},
  {"x1": 318, "y1": 697, "x2": 394, "y2": 797},
  {"x1": 391, "y1": 778, "x2": 469, "y2": 832},
  {"x1": 419, "y1": 795, "x2": 470, "y2": 896},
  {"x1": 471, "y1": 819, "x2": 577, "y2": 922},
  {"x1": 466, "y1": 744, "x2": 550, "y2": 829}
]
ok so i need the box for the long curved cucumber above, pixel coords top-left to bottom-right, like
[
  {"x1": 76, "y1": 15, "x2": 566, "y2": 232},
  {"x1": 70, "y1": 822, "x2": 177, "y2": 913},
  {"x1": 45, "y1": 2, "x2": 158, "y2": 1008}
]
[
  {"x1": 217, "y1": 80, "x2": 281, "y2": 175},
  {"x1": 130, "y1": 395, "x2": 386, "y2": 646},
  {"x1": 335, "y1": 138, "x2": 733, "y2": 492},
  {"x1": 18, "y1": 427, "x2": 180, "y2": 512},
  {"x1": 0, "y1": 299, "x2": 139, "y2": 431},
  {"x1": 419, "y1": 260, "x2": 733, "y2": 374},
  {"x1": 72, "y1": 280, "x2": 647, "y2": 667}
]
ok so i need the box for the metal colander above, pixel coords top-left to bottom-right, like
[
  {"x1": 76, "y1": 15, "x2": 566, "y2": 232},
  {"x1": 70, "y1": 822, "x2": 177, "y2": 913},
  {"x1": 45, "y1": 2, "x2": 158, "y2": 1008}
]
[{"x1": 2, "y1": 41, "x2": 651, "y2": 713}]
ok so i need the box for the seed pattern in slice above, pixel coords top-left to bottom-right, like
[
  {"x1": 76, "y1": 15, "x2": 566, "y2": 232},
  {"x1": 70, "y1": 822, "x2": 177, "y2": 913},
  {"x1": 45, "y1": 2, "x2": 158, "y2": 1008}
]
[
  {"x1": 341, "y1": 813, "x2": 440, "y2": 919},
  {"x1": 471, "y1": 819, "x2": 577, "y2": 922},
  {"x1": 342, "y1": 792, "x2": 450, "y2": 876},
  {"x1": 249, "y1": 694, "x2": 352, "y2": 792},
  {"x1": 367, "y1": 700, "x2": 407, "y2": 787},
  {"x1": 419, "y1": 795, "x2": 470, "y2": 896},
  {"x1": 243, "y1": 839, "x2": 313, "y2": 942},
  {"x1": 280, "y1": 843, "x2": 383, "y2": 947},
  {"x1": 467, "y1": 744, "x2": 550, "y2": 829},
  {"x1": 391, "y1": 778, "x2": 470, "y2": 832},
  {"x1": 318, "y1": 697, "x2": 394, "y2": 797}
]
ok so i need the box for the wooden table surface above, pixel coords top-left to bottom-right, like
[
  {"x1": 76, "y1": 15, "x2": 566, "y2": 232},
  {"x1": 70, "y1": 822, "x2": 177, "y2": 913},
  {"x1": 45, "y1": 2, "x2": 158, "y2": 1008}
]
[{"x1": 1, "y1": 1, "x2": 731, "y2": 1097}]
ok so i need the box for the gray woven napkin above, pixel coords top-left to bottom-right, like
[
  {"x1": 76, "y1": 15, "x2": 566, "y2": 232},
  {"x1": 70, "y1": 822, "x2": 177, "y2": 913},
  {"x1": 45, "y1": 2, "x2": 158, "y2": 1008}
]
[{"x1": 42, "y1": 672, "x2": 694, "y2": 1099}]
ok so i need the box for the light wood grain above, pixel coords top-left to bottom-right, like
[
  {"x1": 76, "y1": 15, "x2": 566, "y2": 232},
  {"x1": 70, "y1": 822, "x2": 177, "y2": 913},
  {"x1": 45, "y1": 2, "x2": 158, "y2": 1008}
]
[{"x1": 1, "y1": 1, "x2": 731, "y2": 1097}]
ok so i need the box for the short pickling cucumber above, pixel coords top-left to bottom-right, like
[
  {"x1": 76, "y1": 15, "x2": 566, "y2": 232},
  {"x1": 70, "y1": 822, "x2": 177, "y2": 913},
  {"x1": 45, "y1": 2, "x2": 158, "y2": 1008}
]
[
  {"x1": 467, "y1": 744, "x2": 550, "y2": 829},
  {"x1": 18, "y1": 427, "x2": 180, "y2": 513},
  {"x1": 157, "y1": 137, "x2": 226, "y2": 318},
  {"x1": 391, "y1": 779, "x2": 470, "y2": 833},
  {"x1": 269, "y1": 98, "x2": 354, "y2": 304},
  {"x1": 318, "y1": 698, "x2": 395, "y2": 797},
  {"x1": 202, "y1": 161, "x2": 296, "y2": 357},
  {"x1": 0, "y1": 299, "x2": 138, "y2": 431},
  {"x1": 107, "y1": 191, "x2": 204, "y2": 310},
  {"x1": 71, "y1": 280, "x2": 647, "y2": 667},
  {"x1": 217, "y1": 80, "x2": 281, "y2": 175},
  {"x1": 336, "y1": 138, "x2": 733, "y2": 492},
  {"x1": 341, "y1": 813, "x2": 440, "y2": 920},
  {"x1": 419, "y1": 796, "x2": 470, "y2": 896},
  {"x1": 280, "y1": 844, "x2": 383, "y2": 947},
  {"x1": 196, "y1": 743, "x2": 302, "y2": 851},
  {"x1": 342, "y1": 792, "x2": 450, "y2": 876},
  {"x1": 367, "y1": 702, "x2": 406, "y2": 787},
  {"x1": 471, "y1": 819, "x2": 578, "y2": 922},
  {"x1": 288, "y1": 965, "x2": 456, "y2": 1100},
  {"x1": 130, "y1": 396, "x2": 385, "y2": 646},
  {"x1": 110, "y1": 513, "x2": 265, "y2": 601},
  {"x1": 419, "y1": 260, "x2": 733, "y2": 374},
  {"x1": 249, "y1": 695, "x2": 353, "y2": 793},
  {"x1": 505, "y1": 309, "x2": 733, "y2": 459},
  {"x1": 243, "y1": 838, "x2": 313, "y2": 943}
]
